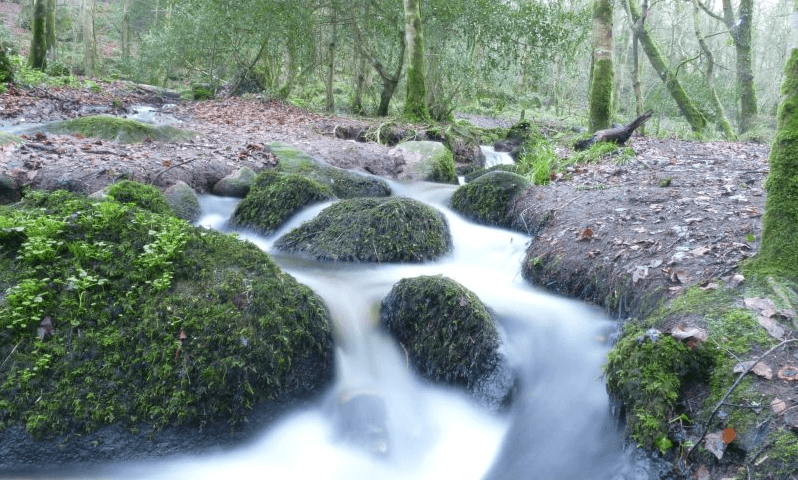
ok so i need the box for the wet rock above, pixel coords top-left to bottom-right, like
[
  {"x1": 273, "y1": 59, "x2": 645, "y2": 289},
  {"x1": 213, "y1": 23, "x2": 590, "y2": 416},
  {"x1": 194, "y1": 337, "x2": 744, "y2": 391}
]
[
  {"x1": 394, "y1": 141, "x2": 457, "y2": 184},
  {"x1": 212, "y1": 166, "x2": 256, "y2": 198},
  {"x1": 164, "y1": 181, "x2": 201, "y2": 222},
  {"x1": 450, "y1": 171, "x2": 531, "y2": 229},
  {"x1": 331, "y1": 389, "x2": 389, "y2": 456},
  {"x1": 274, "y1": 197, "x2": 452, "y2": 263},
  {"x1": 0, "y1": 173, "x2": 21, "y2": 204},
  {"x1": 380, "y1": 275, "x2": 515, "y2": 410}
]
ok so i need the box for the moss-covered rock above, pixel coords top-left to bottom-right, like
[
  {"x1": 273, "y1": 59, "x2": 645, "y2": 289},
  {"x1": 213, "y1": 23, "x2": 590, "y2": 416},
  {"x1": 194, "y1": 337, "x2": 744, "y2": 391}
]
[
  {"x1": 266, "y1": 141, "x2": 391, "y2": 198},
  {"x1": 0, "y1": 189, "x2": 334, "y2": 453},
  {"x1": 0, "y1": 132, "x2": 21, "y2": 146},
  {"x1": 441, "y1": 123, "x2": 487, "y2": 167},
  {"x1": 380, "y1": 275, "x2": 514, "y2": 409},
  {"x1": 274, "y1": 197, "x2": 452, "y2": 262},
  {"x1": 450, "y1": 171, "x2": 532, "y2": 228},
  {"x1": 106, "y1": 180, "x2": 172, "y2": 215},
  {"x1": 212, "y1": 166, "x2": 256, "y2": 198},
  {"x1": 164, "y1": 181, "x2": 201, "y2": 222},
  {"x1": 44, "y1": 115, "x2": 195, "y2": 144},
  {"x1": 395, "y1": 141, "x2": 458, "y2": 184},
  {"x1": 463, "y1": 164, "x2": 521, "y2": 184},
  {"x1": 229, "y1": 169, "x2": 335, "y2": 235}
]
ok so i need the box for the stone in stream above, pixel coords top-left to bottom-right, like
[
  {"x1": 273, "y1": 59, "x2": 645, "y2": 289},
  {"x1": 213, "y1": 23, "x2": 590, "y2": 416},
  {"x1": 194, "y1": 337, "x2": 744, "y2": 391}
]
[
  {"x1": 450, "y1": 170, "x2": 531, "y2": 229},
  {"x1": 212, "y1": 166, "x2": 257, "y2": 198},
  {"x1": 331, "y1": 389, "x2": 390, "y2": 456}
]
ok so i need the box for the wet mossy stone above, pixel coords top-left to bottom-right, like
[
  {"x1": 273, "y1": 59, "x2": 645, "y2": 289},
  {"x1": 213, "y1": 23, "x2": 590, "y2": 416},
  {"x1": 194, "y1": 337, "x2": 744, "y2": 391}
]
[
  {"x1": 164, "y1": 181, "x2": 201, "y2": 222},
  {"x1": 212, "y1": 166, "x2": 256, "y2": 198},
  {"x1": 106, "y1": 179, "x2": 172, "y2": 215},
  {"x1": 266, "y1": 141, "x2": 391, "y2": 198},
  {"x1": 380, "y1": 275, "x2": 514, "y2": 410},
  {"x1": 451, "y1": 171, "x2": 532, "y2": 228},
  {"x1": 0, "y1": 189, "x2": 334, "y2": 459},
  {"x1": 0, "y1": 132, "x2": 21, "y2": 146},
  {"x1": 395, "y1": 140, "x2": 458, "y2": 184},
  {"x1": 43, "y1": 115, "x2": 195, "y2": 144},
  {"x1": 229, "y1": 169, "x2": 335, "y2": 235},
  {"x1": 463, "y1": 164, "x2": 521, "y2": 184},
  {"x1": 274, "y1": 197, "x2": 452, "y2": 262}
]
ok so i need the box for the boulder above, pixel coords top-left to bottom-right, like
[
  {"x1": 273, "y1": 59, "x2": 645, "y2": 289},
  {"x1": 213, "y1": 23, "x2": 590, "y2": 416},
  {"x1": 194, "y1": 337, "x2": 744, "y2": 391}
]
[
  {"x1": 331, "y1": 389, "x2": 389, "y2": 456},
  {"x1": 380, "y1": 275, "x2": 515, "y2": 410},
  {"x1": 42, "y1": 115, "x2": 195, "y2": 144},
  {"x1": 0, "y1": 173, "x2": 20, "y2": 204},
  {"x1": 450, "y1": 171, "x2": 532, "y2": 228},
  {"x1": 229, "y1": 169, "x2": 335, "y2": 235},
  {"x1": 164, "y1": 181, "x2": 201, "y2": 222},
  {"x1": 0, "y1": 189, "x2": 335, "y2": 468},
  {"x1": 274, "y1": 197, "x2": 452, "y2": 263},
  {"x1": 266, "y1": 141, "x2": 391, "y2": 198},
  {"x1": 212, "y1": 166, "x2": 256, "y2": 198},
  {"x1": 106, "y1": 179, "x2": 172, "y2": 215},
  {"x1": 394, "y1": 141, "x2": 457, "y2": 184}
]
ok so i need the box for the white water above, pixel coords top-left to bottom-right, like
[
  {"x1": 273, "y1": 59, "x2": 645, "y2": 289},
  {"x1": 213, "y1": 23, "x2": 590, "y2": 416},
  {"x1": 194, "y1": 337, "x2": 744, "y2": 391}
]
[
  {"x1": 108, "y1": 179, "x2": 664, "y2": 480},
  {"x1": 480, "y1": 145, "x2": 515, "y2": 168}
]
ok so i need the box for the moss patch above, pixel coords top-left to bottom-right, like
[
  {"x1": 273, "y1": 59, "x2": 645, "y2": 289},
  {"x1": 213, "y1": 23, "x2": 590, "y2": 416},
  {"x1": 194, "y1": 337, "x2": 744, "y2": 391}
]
[
  {"x1": 229, "y1": 169, "x2": 335, "y2": 235},
  {"x1": 0, "y1": 189, "x2": 334, "y2": 439},
  {"x1": 0, "y1": 132, "x2": 22, "y2": 146},
  {"x1": 463, "y1": 164, "x2": 521, "y2": 183},
  {"x1": 106, "y1": 180, "x2": 172, "y2": 216},
  {"x1": 274, "y1": 197, "x2": 452, "y2": 263},
  {"x1": 450, "y1": 171, "x2": 531, "y2": 228},
  {"x1": 44, "y1": 115, "x2": 195, "y2": 144}
]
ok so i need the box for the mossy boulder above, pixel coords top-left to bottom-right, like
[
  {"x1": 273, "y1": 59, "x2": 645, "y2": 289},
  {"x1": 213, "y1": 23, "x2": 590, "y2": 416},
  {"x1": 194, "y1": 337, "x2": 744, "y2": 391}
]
[
  {"x1": 441, "y1": 123, "x2": 487, "y2": 167},
  {"x1": 496, "y1": 120, "x2": 544, "y2": 159},
  {"x1": 164, "y1": 181, "x2": 201, "y2": 222},
  {"x1": 463, "y1": 164, "x2": 521, "y2": 184},
  {"x1": 380, "y1": 275, "x2": 515, "y2": 409},
  {"x1": 43, "y1": 115, "x2": 195, "y2": 144},
  {"x1": 0, "y1": 189, "x2": 334, "y2": 465},
  {"x1": 229, "y1": 169, "x2": 336, "y2": 235},
  {"x1": 106, "y1": 180, "x2": 172, "y2": 215},
  {"x1": 274, "y1": 197, "x2": 452, "y2": 262},
  {"x1": 266, "y1": 141, "x2": 391, "y2": 198},
  {"x1": 450, "y1": 171, "x2": 532, "y2": 228},
  {"x1": 212, "y1": 166, "x2": 256, "y2": 198},
  {"x1": 395, "y1": 141, "x2": 458, "y2": 184}
]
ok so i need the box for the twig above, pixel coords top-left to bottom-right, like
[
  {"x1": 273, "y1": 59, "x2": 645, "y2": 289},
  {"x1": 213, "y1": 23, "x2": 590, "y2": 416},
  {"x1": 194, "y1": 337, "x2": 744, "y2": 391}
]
[
  {"x1": 687, "y1": 338, "x2": 798, "y2": 460},
  {"x1": 0, "y1": 343, "x2": 19, "y2": 370},
  {"x1": 148, "y1": 158, "x2": 199, "y2": 185}
]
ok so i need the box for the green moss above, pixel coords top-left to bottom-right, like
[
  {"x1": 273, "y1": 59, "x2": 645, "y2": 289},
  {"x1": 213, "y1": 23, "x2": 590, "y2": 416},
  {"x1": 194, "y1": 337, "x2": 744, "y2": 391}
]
[
  {"x1": 0, "y1": 47, "x2": 13, "y2": 83},
  {"x1": 164, "y1": 181, "x2": 201, "y2": 222},
  {"x1": 751, "y1": 431, "x2": 798, "y2": 480},
  {"x1": 589, "y1": 58, "x2": 614, "y2": 132},
  {"x1": 450, "y1": 171, "x2": 531, "y2": 227},
  {"x1": 230, "y1": 170, "x2": 335, "y2": 235},
  {"x1": 274, "y1": 197, "x2": 452, "y2": 263},
  {"x1": 429, "y1": 147, "x2": 457, "y2": 184},
  {"x1": 106, "y1": 180, "x2": 172, "y2": 216},
  {"x1": 45, "y1": 115, "x2": 195, "y2": 144},
  {"x1": 463, "y1": 164, "x2": 521, "y2": 183},
  {"x1": 0, "y1": 189, "x2": 333, "y2": 438},
  {"x1": 0, "y1": 132, "x2": 22, "y2": 146},
  {"x1": 380, "y1": 275, "x2": 499, "y2": 387}
]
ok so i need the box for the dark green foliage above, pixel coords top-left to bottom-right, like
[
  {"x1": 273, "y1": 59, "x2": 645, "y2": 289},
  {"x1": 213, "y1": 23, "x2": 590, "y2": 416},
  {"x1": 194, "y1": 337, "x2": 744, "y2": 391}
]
[
  {"x1": 450, "y1": 171, "x2": 531, "y2": 227},
  {"x1": 429, "y1": 147, "x2": 458, "y2": 184},
  {"x1": 106, "y1": 180, "x2": 172, "y2": 216},
  {"x1": 0, "y1": 46, "x2": 13, "y2": 83},
  {"x1": 229, "y1": 169, "x2": 335, "y2": 235},
  {"x1": 274, "y1": 197, "x2": 452, "y2": 262},
  {"x1": 27, "y1": 0, "x2": 47, "y2": 70},
  {"x1": 44, "y1": 115, "x2": 195, "y2": 144},
  {"x1": 380, "y1": 275, "x2": 500, "y2": 387},
  {"x1": 191, "y1": 84, "x2": 214, "y2": 100},
  {"x1": 0, "y1": 190, "x2": 333, "y2": 438}
]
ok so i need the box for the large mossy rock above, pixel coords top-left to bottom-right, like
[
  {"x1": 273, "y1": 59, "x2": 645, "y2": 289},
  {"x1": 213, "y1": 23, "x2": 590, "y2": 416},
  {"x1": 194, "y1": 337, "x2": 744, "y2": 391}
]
[
  {"x1": 274, "y1": 197, "x2": 452, "y2": 262},
  {"x1": 266, "y1": 141, "x2": 391, "y2": 198},
  {"x1": 380, "y1": 275, "x2": 515, "y2": 409},
  {"x1": 106, "y1": 179, "x2": 173, "y2": 215},
  {"x1": 229, "y1": 169, "x2": 335, "y2": 235},
  {"x1": 394, "y1": 140, "x2": 458, "y2": 184},
  {"x1": 450, "y1": 171, "x2": 531, "y2": 228},
  {"x1": 164, "y1": 181, "x2": 201, "y2": 222},
  {"x1": 0, "y1": 189, "x2": 334, "y2": 467},
  {"x1": 44, "y1": 115, "x2": 195, "y2": 143},
  {"x1": 212, "y1": 166, "x2": 256, "y2": 198}
]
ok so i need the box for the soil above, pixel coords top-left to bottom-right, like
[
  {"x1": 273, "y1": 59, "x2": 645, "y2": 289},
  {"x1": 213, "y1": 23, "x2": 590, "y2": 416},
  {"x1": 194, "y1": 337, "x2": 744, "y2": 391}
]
[{"x1": 1, "y1": 82, "x2": 796, "y2": 478}]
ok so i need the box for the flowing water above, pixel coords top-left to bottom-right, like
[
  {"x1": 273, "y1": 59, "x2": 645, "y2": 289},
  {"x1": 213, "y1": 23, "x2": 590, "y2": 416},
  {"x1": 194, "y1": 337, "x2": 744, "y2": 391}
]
[{"x1": 104, "y1": 179, "x2": 666, "y2": 480}]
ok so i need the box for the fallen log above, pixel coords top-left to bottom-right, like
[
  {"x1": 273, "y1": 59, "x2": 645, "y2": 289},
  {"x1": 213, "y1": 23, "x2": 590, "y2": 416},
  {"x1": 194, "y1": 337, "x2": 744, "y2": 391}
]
[{"x1": 574, "y1": 109, "x2": 653, "y2": 150}]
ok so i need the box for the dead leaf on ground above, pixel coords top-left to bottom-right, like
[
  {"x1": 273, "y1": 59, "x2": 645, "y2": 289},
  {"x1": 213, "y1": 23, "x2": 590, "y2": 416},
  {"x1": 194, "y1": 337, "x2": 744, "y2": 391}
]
[
  {"x1": 777, "y1": 365, "x2": 798, "y2": 381},
  {"x1": 695, "y1": 465, "x2": 710, "y2": 480},
  {"x1": 771, "y1": 398, "x2": 787, "y2": 414},
  {"x1": 744, "y1": 297, "x2": 777, "y2": 313},
  {"x1": 632, "y1": 266, "x2": 648, "y2": 283},
  {"x1": 576, "y1": 227, "x2": 593, "y2": 241},
  {"x1": 37, "y1": 316, "x2": 54, "y2": 340},
  {"x1": 758, "y1": 316, "x2": 785, "y2": 340},
  {"x1": 701, "y1": 282, "x2": 719, "y2": 291},
  {"x1": 722, "y1": 427, "x2": 736, "y2": 444},
  {"x1": 671, "y1": 325, "x2": 708, "y2": 343},
  {"x1": 733, "y1": 360, "x2": 773, "y2": 380},
  {"x1": 704, "y1": 431, "x2": 727, "y2": 460},
  {"x1": 728, "y1": 274, "x2": 745, "y2": 288},
  {"x1": 690, "y1": 246, "x2": 711, "y2": 257}
]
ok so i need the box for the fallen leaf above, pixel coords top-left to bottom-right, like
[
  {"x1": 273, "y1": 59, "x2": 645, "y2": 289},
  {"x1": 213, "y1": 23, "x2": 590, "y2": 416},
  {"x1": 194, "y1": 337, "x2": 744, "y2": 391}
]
[
  {"x1": 671, "y1": 325, "x2": 708, "y2": 343},
  {"x1": 771, "y1": 398, "x2": 787, "y2": 414},
  {"x1": 162, "y1": 159, "x2": 173, "y2": 168},
  {"x1": 722, "y1": 427, "x2": 736, "y2": 444},
  {"x1": 758, "y1": 316, "x2": 785, "y2": 340},
  {"x1": 700, "y1": 283, "x2": 719, "y2": 291},
  {"x1": 690, "y1": 246, "x2": 711, "y2": 257},
  {"x1": 728, "y1": 274, "x2": 745, "y2": 288},
  {"x1": 26, "y1": 170, "x2": 38, "y2": 180},
  {"x1": 744, "y1": 297, "x2": 777, "y2": 313},
  {"x1": 695, "y1": 465, "x2": 710, "y2": 480},
  {"x1": 37, "y1": 316, "x2": 54, "y2": 341},
  {"x1": 459, "y1": 296, "x2": 469, "y2": 307},
  {"x1": 577, "y1": 227, "x2": 593, "y2": 241},
  {"x1": 733, "y1": 360, "x2": 773, "y2": 379},
  {"x1": 704, "y1": 431, "x2": 727, "y2": 460},
  {"x1": 632, "y1": 266, "x2": 648, "y2": 283},
  {"x1": 777, "y1": 365, "x2": 798, "y2": 381}
]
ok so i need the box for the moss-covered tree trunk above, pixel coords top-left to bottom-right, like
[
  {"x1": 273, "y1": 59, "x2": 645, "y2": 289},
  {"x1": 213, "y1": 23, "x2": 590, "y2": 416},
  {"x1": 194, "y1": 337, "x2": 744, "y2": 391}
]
[
  {"x1": 588, "y1": 0, "x2": 614, "y2": 132},
  {"x1": 692, "y1": 0, "x2": 734, "y2": 138},
  {"x1": 733, "y1": 0, "x2": 757, "y2": 134},
  {"x1": 626, "y1": 0, "x2": 707, "y2": 133},
  {"x1": 757, "y1": 0, "x2": 798, "y2": 276},
  {"x1": 45, "y1": 0, "x2": 56, "y2": 62},
  {"x1": 28, "y1": 0, "x2": 48, "y2": 70},
  {"x1": 81, "y1": 0, "x2": 96, "y2": 76},
  {"x1": 0, "y1": 45, "x2": 13, "y2": 83},
  {"x1": 403, "y1": 0, "x2": 430, "y2": 121},
  {"x1": 325, "y1": 7, "x2": 337, "y2": 113}
]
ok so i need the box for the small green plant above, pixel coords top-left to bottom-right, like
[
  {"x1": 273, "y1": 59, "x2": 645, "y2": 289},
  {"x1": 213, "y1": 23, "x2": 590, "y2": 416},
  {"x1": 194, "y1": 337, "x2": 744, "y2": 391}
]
[{"x1": 518, "y1": 141, "x2": 557, "y2": 185}]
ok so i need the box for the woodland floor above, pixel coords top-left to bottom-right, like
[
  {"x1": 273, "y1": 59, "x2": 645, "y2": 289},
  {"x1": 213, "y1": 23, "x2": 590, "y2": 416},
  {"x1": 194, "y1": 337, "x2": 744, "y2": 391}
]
[{"x1": 1, "y1": 84, "x2": 796, "y2": 478}]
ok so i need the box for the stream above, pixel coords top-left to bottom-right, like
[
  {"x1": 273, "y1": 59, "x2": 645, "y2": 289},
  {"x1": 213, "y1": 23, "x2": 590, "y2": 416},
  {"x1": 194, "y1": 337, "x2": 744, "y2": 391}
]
[{"x1": 97, "y1": 176, "x2": 670, "y2": 480}]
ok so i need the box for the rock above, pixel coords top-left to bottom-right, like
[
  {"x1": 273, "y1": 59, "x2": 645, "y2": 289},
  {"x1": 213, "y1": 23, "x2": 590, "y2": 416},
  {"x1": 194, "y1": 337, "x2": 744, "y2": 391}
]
[
  {"x1": 274, "y1": 197, "x2": 452, "y2": 263},
  {"x1": 212, "y1": 166, "x2": 256, "y2": 198},
  {"x1": 0, "y1": 173, "x2": 21, "y2": 204},
  {"x1": 331, "y1": 389, "x2": 389, "y2": 456},
  {"x1": 106, "y1": 179, "x2": 172, "y2": 215},
  {"x1": 266, "y1": 141, "x2": 391, "y2": 198},
  {"x1": 380, "y1": 275, "x2": 515, "y2": 410},
  {"x1": 164, "y1": 181, "x2": 201, "y2": 222},
  {"x1": 42, "y1": 115, "x2": 195, "y2": 143},
  {"x1": 394, "y1": 141, "x2": 458, "y2": 184},
  {"x1": 450, "y1": 171, "x2": 532, "y2": 228},
  {"x1": 229, "y1": 169, "x2": 335, "y2": 235}
]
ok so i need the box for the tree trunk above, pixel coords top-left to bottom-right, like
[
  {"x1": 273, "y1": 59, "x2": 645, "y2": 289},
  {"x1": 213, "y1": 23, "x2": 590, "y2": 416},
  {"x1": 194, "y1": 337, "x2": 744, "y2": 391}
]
[
  {"x1": 403, "y1": 0, "x2": 429, "y2": 121},
  {"x1": 691, "y1": 0, "x2": 734, "y2": 138},
  {"x1": 353, "y1": 49, "x2": 367, "y2": 115},
  {"x1": 28, "y1": 0, "x2": 47, "y2": 70},
  {"x1": 325, "y1": 7, "x2": 337, "y2": 113},
  {"x1": 121, "y1": 0, "x2": 131, "y2": 62},
  {"x1": 82, "y1": 0, "x2": 96, "y2": 76},
  {"x1": 734, "y1": 0, "x2": 757, "y2": 133},
  {"x1": 757, "y1": 0, "x2": 798, "y2": 275},
  {"x1": 626, "y1": 0, "x2": 707, "y2": 133},
  {"x1": 575, "y1": 109, "x2": 653, "y2": 150},
  {"x1": 353, "y1": 19, "x2": 405, "y2": 117},
  {"x1": 632, "y1": 32, "x2": 644, "y2": 136},
  {"x1": 45, "y1": 0, "x2": 55, "y2": 62},
  {"x1": 588, "y1": 0, "x2": 614, "y2": 132}
]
